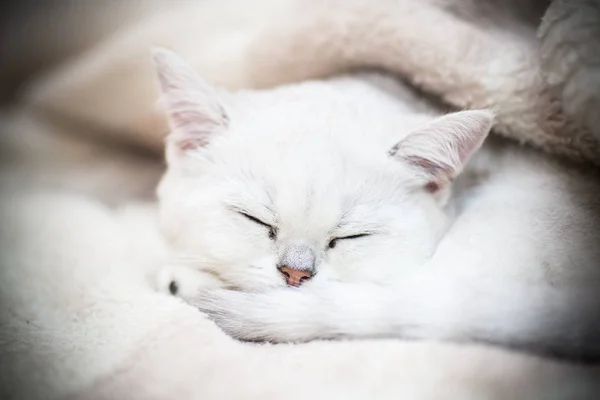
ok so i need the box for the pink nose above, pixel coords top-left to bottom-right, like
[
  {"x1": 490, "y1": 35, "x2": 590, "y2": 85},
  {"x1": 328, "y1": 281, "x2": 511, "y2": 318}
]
[{"x1": 278, "y1": 266, "x2": 313, "y2": 287}]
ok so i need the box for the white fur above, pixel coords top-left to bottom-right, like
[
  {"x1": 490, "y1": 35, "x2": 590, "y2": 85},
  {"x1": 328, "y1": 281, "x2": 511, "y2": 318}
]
[{"x1": 154, "y1": 50, "x2": 600, "y2": 359}]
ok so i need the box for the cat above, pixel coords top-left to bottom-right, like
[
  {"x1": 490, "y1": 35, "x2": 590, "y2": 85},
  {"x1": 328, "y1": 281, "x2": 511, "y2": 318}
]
[{"x1": 152, "y1": 48, "x2": 600, "y2": 361}]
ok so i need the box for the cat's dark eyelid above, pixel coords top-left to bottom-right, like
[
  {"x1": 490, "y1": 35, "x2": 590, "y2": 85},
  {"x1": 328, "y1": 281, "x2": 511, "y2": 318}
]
[
  {"x1": 237, "y1": 211, "x2": 277, "y2": 240},
  {"x1": 238, "y1": 211, "x2": 272, "y2": 228},
  {"x1": 335, "y1": 233, "x2": 372, "y2": 241},
  {"x1": 328, "y1": 233, "x2": 371, "y2": 249}
]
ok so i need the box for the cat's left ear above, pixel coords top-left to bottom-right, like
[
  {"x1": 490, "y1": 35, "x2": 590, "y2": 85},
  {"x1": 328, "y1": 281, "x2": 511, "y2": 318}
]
[
  {"x1": 152, "y1": 47, "x2": 229, "y2": 153},
  {"x1": 390, "y1": 110, "x2": 494, "y2": 192}
]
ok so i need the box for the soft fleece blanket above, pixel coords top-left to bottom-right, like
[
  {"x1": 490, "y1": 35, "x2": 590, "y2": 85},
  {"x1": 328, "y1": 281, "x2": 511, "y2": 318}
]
[
  {"x1": 3, "y1": 0, "x2": 600, "y2": 398},
  {"x1": 25, "y1": 0, "x2": 600, "y2": 164}
]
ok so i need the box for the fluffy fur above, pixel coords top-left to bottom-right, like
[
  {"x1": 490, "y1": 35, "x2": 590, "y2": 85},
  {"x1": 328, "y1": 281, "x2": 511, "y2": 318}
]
[{"x1": 154, "y1": 50, "x2": 600, "y2": 360}]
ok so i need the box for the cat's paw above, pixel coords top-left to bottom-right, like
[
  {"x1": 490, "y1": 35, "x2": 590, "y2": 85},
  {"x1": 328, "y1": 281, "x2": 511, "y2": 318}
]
[
  {"x1": 156, "y1": 265, "x2": 225, "y2": 298},
  {"x1": 180, "y1": 288, "x2": 326, "y2": 342}
]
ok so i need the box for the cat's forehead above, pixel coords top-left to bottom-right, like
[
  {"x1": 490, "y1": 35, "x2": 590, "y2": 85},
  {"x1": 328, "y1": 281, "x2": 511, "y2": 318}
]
[
  {"x1": 200, "y1": 81, "x2": 426, "y2": 227},
  {"x1": 216, "y1": 112, "x2": 395, "y2": 191},
  {"x1": 214, "y1": 129, "x2": 412, "y2": 229},
  {"x1": 233, "y1": 81, "x2": 409, "y2": 140},
  {"x1": 236, "y1": 106, "x2": 373, "y2": 144}
]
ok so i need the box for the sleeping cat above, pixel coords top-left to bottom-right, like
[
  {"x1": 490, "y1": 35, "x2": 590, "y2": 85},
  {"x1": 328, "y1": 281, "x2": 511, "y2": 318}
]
[{"x1": 152, "y1": 48, "x2": 600, "y2": 360}]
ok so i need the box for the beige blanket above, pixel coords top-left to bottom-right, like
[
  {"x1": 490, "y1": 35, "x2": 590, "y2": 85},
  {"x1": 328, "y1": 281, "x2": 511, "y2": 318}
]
[{"x1": 24, "y1": 0, "x2": 600, "y2": 165}]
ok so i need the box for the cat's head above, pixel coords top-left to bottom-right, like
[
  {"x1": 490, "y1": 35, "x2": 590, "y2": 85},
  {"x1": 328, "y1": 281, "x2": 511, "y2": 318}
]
[{"x1": 152, "y1": 49, "x2": 493, "y2": 290}]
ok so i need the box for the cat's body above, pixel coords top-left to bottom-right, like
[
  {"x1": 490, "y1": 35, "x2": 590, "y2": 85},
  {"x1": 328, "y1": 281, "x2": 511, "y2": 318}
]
[{"x1": 153, "y1": 50, "x2": 600, "y2": 360}]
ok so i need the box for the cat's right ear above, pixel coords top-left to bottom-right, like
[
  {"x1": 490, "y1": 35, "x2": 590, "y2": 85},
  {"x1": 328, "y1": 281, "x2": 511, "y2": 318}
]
[
  {"x1": 389, "y1": 110, "x2": 494, "y2": 192},
  {"x1": 152, "y1": 48, "x2": 229, "y2": 153}
]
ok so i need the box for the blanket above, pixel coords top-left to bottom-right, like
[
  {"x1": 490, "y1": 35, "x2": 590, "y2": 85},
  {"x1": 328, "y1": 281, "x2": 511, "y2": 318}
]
[
  {"x1": 24, "y1": 0, "x2": 600, "y2": 165},
  {"x1": 3, "y1": 1, "x2": 600, "y2": 398},
  {"x1": 2, "y1": 169, "x2": 600, "y2": 400}
]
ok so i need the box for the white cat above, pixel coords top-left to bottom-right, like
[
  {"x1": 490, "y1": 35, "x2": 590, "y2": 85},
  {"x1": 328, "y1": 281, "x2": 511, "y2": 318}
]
[{"x1": 153, "y1": 49, "x2": 600, "y2": 361}]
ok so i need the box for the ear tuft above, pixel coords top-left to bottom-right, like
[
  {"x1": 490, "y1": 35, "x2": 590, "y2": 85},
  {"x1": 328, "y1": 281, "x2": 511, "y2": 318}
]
[
  {"x1": 152, "y1": 47, "x2": 228, "y2": 152},
  {"x1": 390, "y1": 110, "x2": 494, "y2": 190}
]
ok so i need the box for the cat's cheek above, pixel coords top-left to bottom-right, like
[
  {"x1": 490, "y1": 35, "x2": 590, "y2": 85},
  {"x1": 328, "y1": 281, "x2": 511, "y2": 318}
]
[
  {"x1": 324, "y1": 240, "x2": 409, "y2": 284},
  {"x1": 319, "y1": 252, "x2": 356, "y2": 284},
  {"x1": 308, "y1": 264, "x2": 339, "y2": 284},
  {"x1": 323, "y1": 245, "x2": 383, "y2": 284}
]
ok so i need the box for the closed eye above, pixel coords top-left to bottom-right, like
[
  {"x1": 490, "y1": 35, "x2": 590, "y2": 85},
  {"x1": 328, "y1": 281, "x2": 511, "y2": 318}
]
[
  {"x1": 237, "y1": 211, "x2": 277, "y2": 240},
  {"x1": 328, "y1": 233, "x2": 371, "y2": 249}
]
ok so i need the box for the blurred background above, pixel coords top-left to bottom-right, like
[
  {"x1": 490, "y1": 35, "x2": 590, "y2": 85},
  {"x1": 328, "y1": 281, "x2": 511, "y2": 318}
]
[
  {"x1": 0, "y1": 0, "x2": 551, "y2": 105},
  {"x1": 0, "y1": 0, "x2": 179, "y2": 204},
  {"x1": 1, "y1": 0, "x2": 174, "y2": 103}
]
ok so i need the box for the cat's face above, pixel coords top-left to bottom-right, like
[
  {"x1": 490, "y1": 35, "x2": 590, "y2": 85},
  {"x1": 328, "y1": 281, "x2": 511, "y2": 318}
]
[{"x1": 153, "y1": 49, "x2": 493, "y2": 290}]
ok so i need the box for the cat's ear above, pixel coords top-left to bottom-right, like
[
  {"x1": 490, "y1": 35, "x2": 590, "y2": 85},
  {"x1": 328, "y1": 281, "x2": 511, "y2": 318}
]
[
  {"x1": 390, "y1": 110, "x2": 494, "y2": 192},
  {"x1": 152, "y1": 47, "x2": 228, "y2": 152}
]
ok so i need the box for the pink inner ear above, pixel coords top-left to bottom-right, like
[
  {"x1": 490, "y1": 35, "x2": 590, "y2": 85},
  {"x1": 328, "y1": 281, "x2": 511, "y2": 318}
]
[
  {"x1": 424, "y1": 181, "x2": 441, "y2": 193},
  {"x1": 166, "y1": 94, "x2": 228, "y2": 151},
  {"x1": 404, "y1": 156, "x2": 451, "y2": 176},
  {"x1": 405, "y1": 155, "x2": 452, "y2": 192},
  {"x1": 171, "y1": 110, "x2": 211, "y2": 148},
  {"x1": 391, "y1": 110, "x2": 494, "y2": 192},
  {"x1": 177, "y1": 138, "x2": 203, "y2": 152},
  {"x1": 455, "y1": 134, "x2": 480, "y2": 162},
  {"x1": 153, "y1": 48, "x2": 229, "y2": 152}
]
